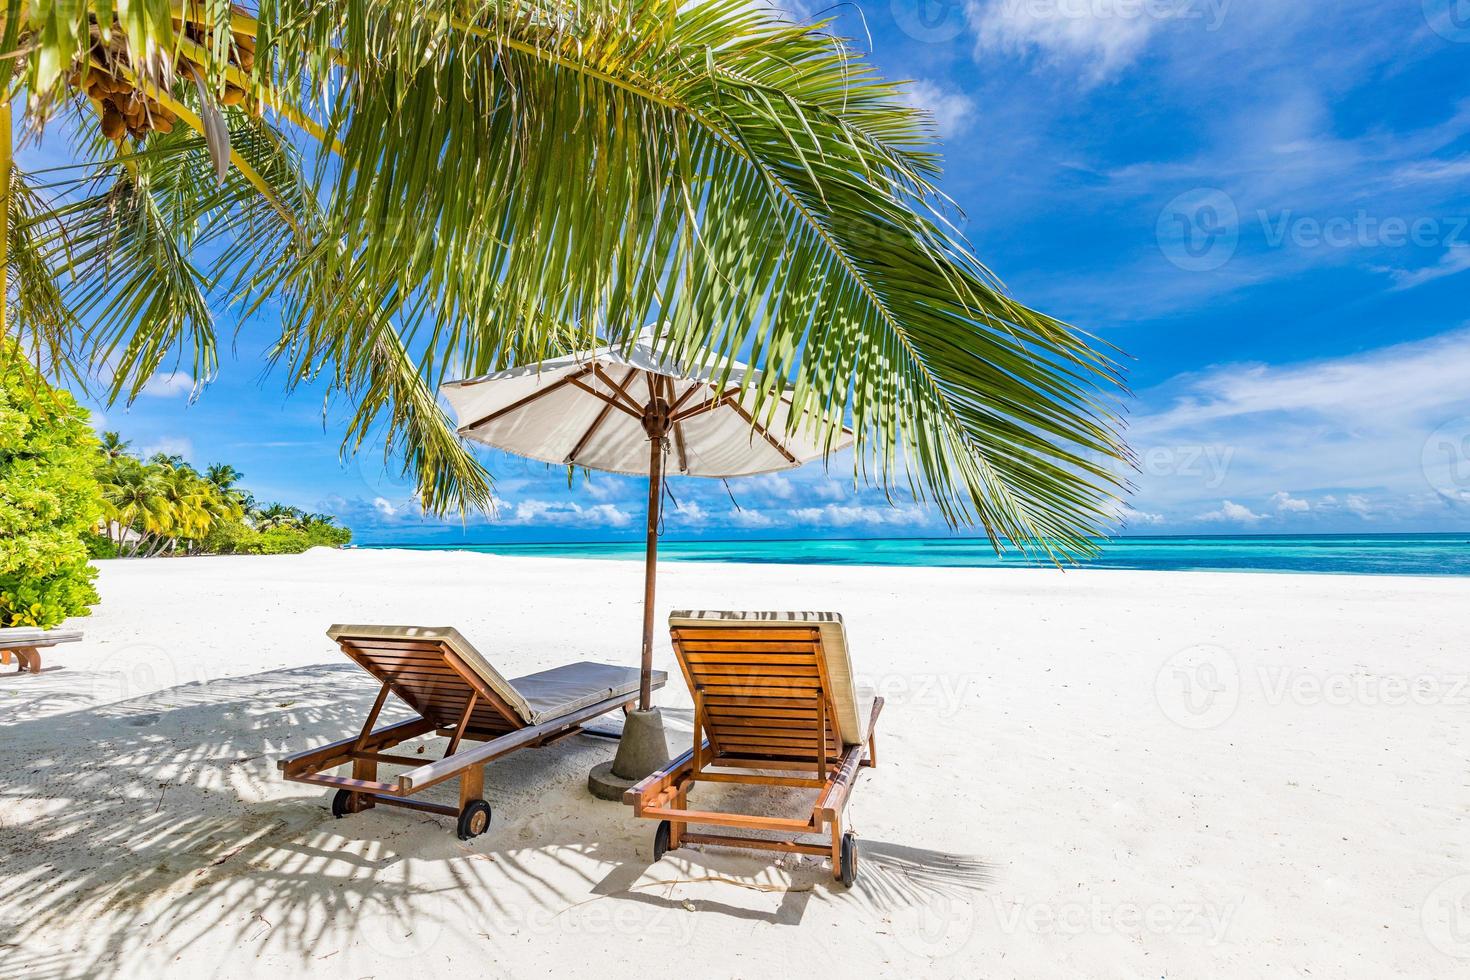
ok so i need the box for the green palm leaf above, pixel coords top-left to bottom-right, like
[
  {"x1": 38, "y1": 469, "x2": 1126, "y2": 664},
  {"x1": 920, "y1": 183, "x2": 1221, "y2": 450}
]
[{"x1": 6, "y1": 0, "x2": 1133, "y2": 558}]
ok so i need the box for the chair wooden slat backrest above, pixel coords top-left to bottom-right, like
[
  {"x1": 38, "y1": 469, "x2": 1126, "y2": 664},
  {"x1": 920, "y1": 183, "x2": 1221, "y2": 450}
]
[
  {"x1": 671, "y1": 625, "x2": 842, "y2": 769},
  {"x1": 333, "y1": 633, "x2": 522, "y2": 739}
]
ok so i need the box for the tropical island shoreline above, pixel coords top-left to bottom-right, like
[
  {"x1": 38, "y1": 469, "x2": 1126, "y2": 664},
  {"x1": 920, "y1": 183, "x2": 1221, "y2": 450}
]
[{"x1": 3, "y1": 548, "x2": 1465, "y2": 977}]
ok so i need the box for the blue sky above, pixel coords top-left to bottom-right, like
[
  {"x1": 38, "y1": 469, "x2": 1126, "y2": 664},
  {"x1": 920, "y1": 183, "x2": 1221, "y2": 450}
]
[{"x1": 34, "y1": 0, "x2": 1470, "y2": 543}]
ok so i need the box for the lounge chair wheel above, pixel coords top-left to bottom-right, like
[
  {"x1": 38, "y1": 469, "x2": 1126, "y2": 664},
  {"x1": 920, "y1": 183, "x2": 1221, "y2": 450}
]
[
  {"x1": 457, "y1": 800, "x2": 492, "y2": 840},
  {"x1": 331, "y1": 789, "x2": 355, "y2": 819},
  {"x1": 653, "y1": 819, "x2": 672, "y2": 861},
  {"x1": 838, "y1": 832, "x2": 858, "y2": 888}
]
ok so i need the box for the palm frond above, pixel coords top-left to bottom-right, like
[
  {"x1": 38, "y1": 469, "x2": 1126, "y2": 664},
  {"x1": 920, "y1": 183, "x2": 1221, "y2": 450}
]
[{"x1": 7, "y1": 0, "x2": 1134, "y2": 556}]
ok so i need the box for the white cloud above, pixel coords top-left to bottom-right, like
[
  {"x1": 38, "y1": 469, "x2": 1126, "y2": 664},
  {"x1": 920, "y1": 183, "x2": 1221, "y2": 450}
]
[
  {"x1": 1270, "y1": 491, "x2": 1311, "y2": 512},
  {"x1": 1134, "y1": 328, "x2": 1470, "y2": 438},
  {"x1": 1117, "y1": 503, "x2": 1166, "y2": 526},
  {"x1": 1344, "y1": 493, "x2": 1374, "y2": 519},
  {"x1": 1128, "y1": 327, "x2": 1470, "y2": 530},
  {"x1": 672, "y1": 500, "x2": 709, "y2": 524},
  {"x1": 1384, "y1": 246, "x2": 1470, "y2": 292},
  {"x1": 1195, "y1": 500, "x2": 1267, "y2": 524},
  {"x1": 502, "y1": 499, "x2": 634, "y2": 528},
  {"x1": 902, "y1": 80, "x2": 977, "y2": 137},
  {"x1": 787, "y1": 503, "x2": 929, "y2": 527},
  {"x1": 141, "y1": 372, "x2": 196, "y2": 398},
  {"x1": 138, "y1": 436, "x2": 193, "y2": 460},
  {"x1": 582, "y1": 479, "x2": 622, "y2": 501},
  {"x1": 372, "y1": 497, "x2": 399, "y2": 518},
  {"x1": 727, "y1": 508, "x2": 776, "y2": 528},
  {"x1": 745, "y1": 473, "x2": 796, "y2": 500},
  {"x1": 969, "y1": 0, "x2": 1213, "y2": 81}
]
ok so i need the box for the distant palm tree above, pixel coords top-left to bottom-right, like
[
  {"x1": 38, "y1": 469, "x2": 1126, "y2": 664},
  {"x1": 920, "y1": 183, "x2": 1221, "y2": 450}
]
[
  {"x1": 98, "y1": 431, "x2": 131, "y2": 460},
  {"x1": 204, "y1": 463, "x2": 242, "y2": 491},
  {"x1": 2, "y1": 1, "x2": 1131, "y2": 557},
  {"x1": 253, "y1": 503, "x2": 304, "y2": 531},
  {"x1": 99, "y1": 461, "x2": 169, "y2": 554}
]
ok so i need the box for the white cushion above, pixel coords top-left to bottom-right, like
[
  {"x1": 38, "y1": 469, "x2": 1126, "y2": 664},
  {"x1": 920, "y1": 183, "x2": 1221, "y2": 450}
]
[
  {"x1": 667, "y1": 610, "x2": 872, "y2": 745},
  {"x1": 326, "y1": 625, "x2": 665, "y2": 726}
]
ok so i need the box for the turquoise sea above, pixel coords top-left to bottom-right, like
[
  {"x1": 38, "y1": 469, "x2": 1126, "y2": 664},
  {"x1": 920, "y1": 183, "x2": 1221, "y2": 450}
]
[{"x1": 364, "y1": 533, "x2": 1470, "y2": 577}]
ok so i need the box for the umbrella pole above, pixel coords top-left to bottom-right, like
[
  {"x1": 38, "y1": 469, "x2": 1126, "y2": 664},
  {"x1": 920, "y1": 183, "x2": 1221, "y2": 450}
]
[{"x1": 639, "y1": 428, "x2": 663, "y2": 711}]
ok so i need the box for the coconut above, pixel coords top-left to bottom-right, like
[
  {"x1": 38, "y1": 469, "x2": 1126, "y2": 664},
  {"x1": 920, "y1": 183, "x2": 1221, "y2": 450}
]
[{"x1": 100, "y1": 107, "x2": 126, "y2": 140}]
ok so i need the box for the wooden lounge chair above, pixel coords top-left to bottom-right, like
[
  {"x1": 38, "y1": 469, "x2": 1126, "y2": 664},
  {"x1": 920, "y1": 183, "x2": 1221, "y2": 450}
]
[
  {"x1": 0, "y1": 627, "x2": 82, "y2": 673},
  {"x1": 279, "y1": 625, "x2": 667, "y2": 839},
  {"x1": 625, "y1": 611, "x2": 883, "y2": 886}
]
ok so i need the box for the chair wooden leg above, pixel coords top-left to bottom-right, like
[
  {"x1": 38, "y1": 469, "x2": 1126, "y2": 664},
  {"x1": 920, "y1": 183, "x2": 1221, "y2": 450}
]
[
  {"x1": 458, "y1": 764, "x2": 484, "y2": 810},
  {"x1": 866, "y1": 731, "x2": 877, "y2": 768},
  {"x1": 350, "y1": 757, "x2": 378, "y2": 812},
  {"x1": 830, "y1": 815, "x2": 844, "y2": 881},
  {"x1": 670, "y1": 784, "x2": 687, "y2": 849}
]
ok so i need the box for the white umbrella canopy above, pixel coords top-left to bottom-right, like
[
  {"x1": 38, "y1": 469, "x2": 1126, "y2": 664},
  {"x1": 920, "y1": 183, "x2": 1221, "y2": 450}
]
[
  {"x1": 442, "y1": 333, "x2": 853, "y2": 711},
  {"x1": 441, "y1": 335, "x2": 847, "y2": 478}
]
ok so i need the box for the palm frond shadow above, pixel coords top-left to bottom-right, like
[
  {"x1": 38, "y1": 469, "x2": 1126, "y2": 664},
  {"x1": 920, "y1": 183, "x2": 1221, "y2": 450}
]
[
  {"x1": 588, "y1": 736, "x2": 995, "y2": 928},
  {"x1": 0, "y1": 674, "x2": 95, "y2": 724},
  {"x1": 0, "y1": 663, "x2": 667, "y2": 975},
  {"x1": 1, "y1": 661, "x2": 993, "y2": 972}
]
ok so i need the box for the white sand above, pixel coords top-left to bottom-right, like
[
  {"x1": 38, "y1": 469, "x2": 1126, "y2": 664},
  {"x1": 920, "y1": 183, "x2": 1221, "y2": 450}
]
[{"x1": 1, "y1": 549, "x2": 1467, "y2": 978}]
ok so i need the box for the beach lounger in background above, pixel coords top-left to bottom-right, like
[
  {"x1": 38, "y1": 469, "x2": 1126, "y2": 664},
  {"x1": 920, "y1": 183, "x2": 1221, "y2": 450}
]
[
  {"x1": 0, "y1": 627, "x2": 82, "y2": 673},
  {"x1": 625, "y1": 611, "x2": 883, "y2": 886},
  {"x1": 279, "y1": 625, "x2": 666, "y2": 839}
]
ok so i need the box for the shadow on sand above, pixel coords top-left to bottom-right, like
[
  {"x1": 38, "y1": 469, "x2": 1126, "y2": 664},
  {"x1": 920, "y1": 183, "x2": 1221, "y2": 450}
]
[{"x1": 1, "y1": 664, "x2": 993, "y2": 976}]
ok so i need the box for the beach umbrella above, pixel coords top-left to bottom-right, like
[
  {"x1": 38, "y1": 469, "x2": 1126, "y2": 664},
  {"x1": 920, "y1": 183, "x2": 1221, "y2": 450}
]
[{"x1": 441, "y1": 334, "x2": 854, "y2": 714}]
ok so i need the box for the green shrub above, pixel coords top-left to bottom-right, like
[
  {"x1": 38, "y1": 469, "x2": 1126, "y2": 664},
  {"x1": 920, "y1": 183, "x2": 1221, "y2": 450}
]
[
  {"x1": 0, "y1": 354, "x2": 104, "y2": 628},
  {"x1": 81, "y1": 529, "x2": 118, "y2": 559},
  {"x1": 198, "y1": 515, "x2": 261, "y2": 555}
]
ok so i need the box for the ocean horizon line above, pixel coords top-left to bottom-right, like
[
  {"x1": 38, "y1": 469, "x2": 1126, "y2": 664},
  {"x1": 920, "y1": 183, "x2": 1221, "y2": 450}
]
[
  {"x1": 358, "y1": 529, "x2": 1470, "y2": 548},
  {"x1": 354, "y1": 532, "x2": 1470, "y2": 577}
]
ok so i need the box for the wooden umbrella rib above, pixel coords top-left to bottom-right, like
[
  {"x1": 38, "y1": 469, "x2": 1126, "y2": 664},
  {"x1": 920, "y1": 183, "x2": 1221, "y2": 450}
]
[
  {"x1": 593, "y1": 363, "x2": 648, "y2": 415},
  {"x1": 569, "y1": 378, "x2": 645, "y2": 420},
  {"x1": 568, "y1": 367, "x2": 638, "y2": 464},
  {"x1": 665, "y1": 377, "x2": 691, "y2": 474},
  {"x1": 458, "y1": 364, "x2": 595, "y2": 433},
  {"x1": 724, "y1": 398, "x2": 800, "y2": 464},
  {"x1": 669, "y1": 380, "x2": 707, "y2": 414},
  {"x1": 670, "y1": 384, "x2": 747, "y2": 425}
]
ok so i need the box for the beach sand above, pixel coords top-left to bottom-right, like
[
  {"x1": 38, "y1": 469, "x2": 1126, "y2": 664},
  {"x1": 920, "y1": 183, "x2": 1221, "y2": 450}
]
[{"x1": 2, "y1": 548, "x2": 1466, "y2": 978}]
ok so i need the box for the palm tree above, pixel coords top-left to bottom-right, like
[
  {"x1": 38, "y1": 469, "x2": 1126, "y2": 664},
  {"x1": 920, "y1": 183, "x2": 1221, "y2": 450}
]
[
  {"x1": 99, "y1": 459, "x2": 170, "y2": 555},
  {"x1": 252, "y1": 502, "x2": 302, "y2": 531},
  {"x1": 98, "y1": 431, "x2": 131, "y2": 460},
  {"x1": 204, "y1": 463, "x2": 241, "y2": 491},
  {"x1": 1, "y1": 1, "x2": 1131, "y2": 558}
]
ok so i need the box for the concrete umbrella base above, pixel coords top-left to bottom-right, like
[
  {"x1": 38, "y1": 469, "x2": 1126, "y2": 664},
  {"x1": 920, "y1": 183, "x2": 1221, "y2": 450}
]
[{"x1": 588, "y1": 708, "x2": 671, "y2": 801}]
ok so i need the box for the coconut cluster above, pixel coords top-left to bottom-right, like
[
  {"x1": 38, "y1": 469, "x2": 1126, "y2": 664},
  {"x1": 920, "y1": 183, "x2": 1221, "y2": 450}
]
[{"x1": 68, "y1": 21, "x2": 257, "y2": 142}]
